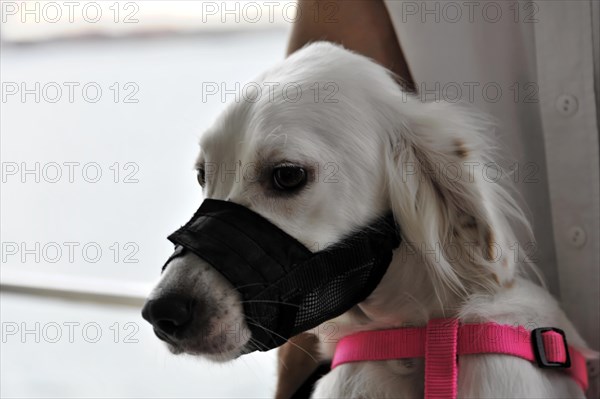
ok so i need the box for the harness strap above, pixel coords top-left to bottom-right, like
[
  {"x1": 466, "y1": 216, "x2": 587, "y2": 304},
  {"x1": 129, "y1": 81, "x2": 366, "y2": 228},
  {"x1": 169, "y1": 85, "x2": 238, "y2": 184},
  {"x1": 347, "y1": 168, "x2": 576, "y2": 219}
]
[
  {"x1": 331, "y1": 319, "x2": 588, "y2": 398},
  {"x1": 425, "y1": 318, "x2": 459, "y2": 398}
]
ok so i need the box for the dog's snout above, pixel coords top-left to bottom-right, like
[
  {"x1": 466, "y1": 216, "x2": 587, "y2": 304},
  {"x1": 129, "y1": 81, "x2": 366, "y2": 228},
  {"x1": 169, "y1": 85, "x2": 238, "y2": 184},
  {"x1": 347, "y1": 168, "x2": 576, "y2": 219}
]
[{"x1": 142, "y1": 295, "x2": 194, "y2": 338}]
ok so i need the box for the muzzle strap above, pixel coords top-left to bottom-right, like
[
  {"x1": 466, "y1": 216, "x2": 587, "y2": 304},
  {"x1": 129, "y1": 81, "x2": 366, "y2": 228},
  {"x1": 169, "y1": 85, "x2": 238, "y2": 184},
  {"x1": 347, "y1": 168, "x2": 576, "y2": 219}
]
[{"x1": 271, "y1": 216, "x2": 399, "y2": 339}]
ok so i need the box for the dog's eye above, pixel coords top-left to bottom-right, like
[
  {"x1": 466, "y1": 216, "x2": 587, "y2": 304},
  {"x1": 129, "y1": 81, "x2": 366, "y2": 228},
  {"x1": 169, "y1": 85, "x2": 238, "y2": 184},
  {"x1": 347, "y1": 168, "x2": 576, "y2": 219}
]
[
  {"x1": 272, "y1": 165, "x2": 307, "y2": 191},
  {"x1": 196, "y1": 168, "x2": 205, "y2": 187}
]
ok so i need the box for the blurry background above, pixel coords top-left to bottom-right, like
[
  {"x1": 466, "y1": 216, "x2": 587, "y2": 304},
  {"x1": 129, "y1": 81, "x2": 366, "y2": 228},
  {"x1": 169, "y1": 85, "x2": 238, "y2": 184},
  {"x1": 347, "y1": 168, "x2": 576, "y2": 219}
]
[{"x1": 1, "y1": 1, "x2": 294, "y2": 397}]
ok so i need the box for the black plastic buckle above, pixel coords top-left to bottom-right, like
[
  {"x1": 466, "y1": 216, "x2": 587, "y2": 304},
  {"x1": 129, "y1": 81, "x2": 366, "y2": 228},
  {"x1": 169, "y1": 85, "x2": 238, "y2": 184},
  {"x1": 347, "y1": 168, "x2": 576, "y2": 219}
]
[{"x1": 532, "y1": 327, "x2": 571, "y2": 368}]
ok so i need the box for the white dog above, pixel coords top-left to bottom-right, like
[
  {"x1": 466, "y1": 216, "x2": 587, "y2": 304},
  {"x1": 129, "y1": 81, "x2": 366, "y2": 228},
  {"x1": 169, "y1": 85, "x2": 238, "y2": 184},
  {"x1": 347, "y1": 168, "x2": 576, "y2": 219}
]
[{"x1": 143, "y1": 42, "x2": 593, "y2": 398}]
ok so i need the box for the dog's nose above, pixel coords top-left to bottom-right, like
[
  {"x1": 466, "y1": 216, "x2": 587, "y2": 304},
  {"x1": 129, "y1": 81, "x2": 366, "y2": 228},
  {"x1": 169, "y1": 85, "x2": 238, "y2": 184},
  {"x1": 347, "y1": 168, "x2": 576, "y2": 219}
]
[{"x1": 141, "y1": 295, "x2": 193, "y2": 338}]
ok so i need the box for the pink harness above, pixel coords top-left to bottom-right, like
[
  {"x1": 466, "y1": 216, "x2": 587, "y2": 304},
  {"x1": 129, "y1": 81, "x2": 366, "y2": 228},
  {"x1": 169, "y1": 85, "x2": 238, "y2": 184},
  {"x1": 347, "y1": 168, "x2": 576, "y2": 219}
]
[{"x1": 331, "y1": 318, "x2": 588, "y2": 398}]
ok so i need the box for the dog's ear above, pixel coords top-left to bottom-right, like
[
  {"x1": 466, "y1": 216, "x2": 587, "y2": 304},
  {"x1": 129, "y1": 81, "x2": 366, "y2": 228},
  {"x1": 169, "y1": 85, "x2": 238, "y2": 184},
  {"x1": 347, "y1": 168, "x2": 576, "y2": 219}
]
[{"x1": 384, "y1": 99, "x2": 530, "y2": 298}]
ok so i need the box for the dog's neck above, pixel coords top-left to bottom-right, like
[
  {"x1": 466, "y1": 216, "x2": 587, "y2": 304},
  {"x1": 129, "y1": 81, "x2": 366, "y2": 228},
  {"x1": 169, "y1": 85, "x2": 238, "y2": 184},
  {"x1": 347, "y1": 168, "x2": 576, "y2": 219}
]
[
  {"x1": 359, "y1": 247, "x2": 448, "y2": 325},
  {"x1": 318, "y1": 242, "x2": 484, "y2": 354}
]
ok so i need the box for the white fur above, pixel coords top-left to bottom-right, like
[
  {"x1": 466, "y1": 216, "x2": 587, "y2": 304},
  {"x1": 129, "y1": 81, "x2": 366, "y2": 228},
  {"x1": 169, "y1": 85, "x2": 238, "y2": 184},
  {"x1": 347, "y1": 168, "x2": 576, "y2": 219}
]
[{"x1": 147, "y1": 42, "x2": 592, "y2": 397}]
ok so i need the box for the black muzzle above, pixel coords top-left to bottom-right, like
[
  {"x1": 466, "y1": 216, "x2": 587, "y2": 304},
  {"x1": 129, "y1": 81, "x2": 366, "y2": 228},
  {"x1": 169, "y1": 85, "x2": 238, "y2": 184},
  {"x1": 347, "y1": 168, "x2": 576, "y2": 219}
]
[{"x1": 163, "y1": 199, "x2": 400, "y2": 353}]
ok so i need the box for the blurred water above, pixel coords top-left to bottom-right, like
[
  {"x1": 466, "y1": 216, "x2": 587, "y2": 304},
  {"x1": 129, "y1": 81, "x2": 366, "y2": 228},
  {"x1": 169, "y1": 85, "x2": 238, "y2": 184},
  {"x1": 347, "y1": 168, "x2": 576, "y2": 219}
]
[{"x1": 1, "y1": 30, "x2": 289, "y2": 397}]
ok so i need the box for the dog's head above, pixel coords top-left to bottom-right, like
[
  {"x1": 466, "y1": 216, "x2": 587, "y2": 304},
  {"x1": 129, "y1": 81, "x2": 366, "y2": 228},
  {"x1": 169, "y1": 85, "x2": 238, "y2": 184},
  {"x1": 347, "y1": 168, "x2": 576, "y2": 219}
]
[{"x1": 142, "y1": 42, "x2": 527, "y2": 360}]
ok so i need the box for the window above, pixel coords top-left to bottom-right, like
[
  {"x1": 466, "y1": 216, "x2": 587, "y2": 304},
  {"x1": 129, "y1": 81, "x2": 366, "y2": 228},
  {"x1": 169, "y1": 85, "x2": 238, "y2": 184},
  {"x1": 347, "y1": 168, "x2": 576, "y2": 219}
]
[{"x1": 1, "y1": 2, "x2": 292, "y2": 397}]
